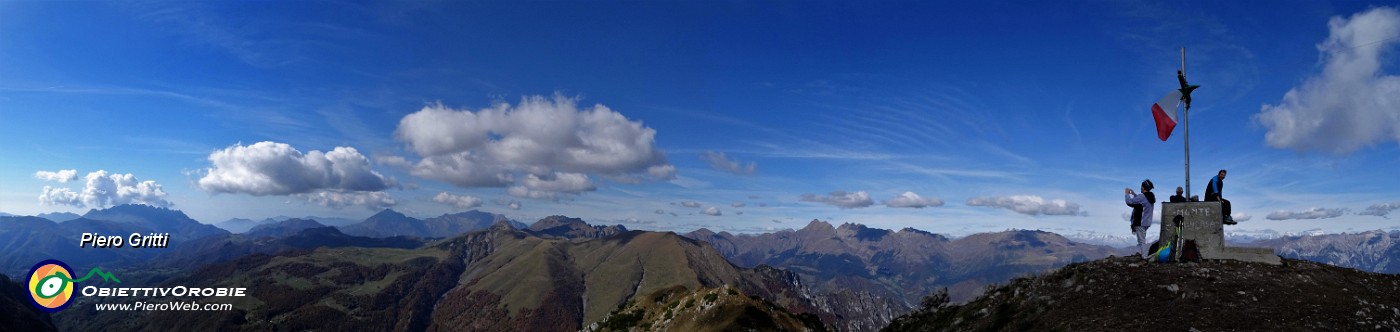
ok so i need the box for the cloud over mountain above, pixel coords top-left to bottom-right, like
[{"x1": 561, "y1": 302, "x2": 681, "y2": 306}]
[
  {"x1": 702, "y1": 206, "x2": 722, "y2": 216},
  {"x1": 38, "y1": 170, "x2": 172, "y2": 208},
  {"x1": 433, "y1": 192, "x2": 483, "y2": 209},
  {"x1": 699, "y1": 151, "x2": 756, "y2": 175},
  {"x1": 1255, "y1": 7, "x2": 1400, "y2": 154},
  {"x1": 884, "y1": 191, "x2": 944, "y2": 208},
  {"x1": 1267, "y1": 207, "x2": 1347, "y2": 220},
  {"x1": 197, "y1": 141, "x2": 394, "y2": 195},
  {"x1": 967, "y1": 195, "x2": 1084, "y2": 216},
  {"x1": 1359, "y1": 202, "x2": 1400, "y2": 218},
  {"x1": 801, "y1": 190, "x2": 874, "y2": 209},
  {"x1": 394, "y1": 95, "x2": 674, "y2": 189},
  {"x1": 34, "y1": 169, "x2": 77, "y2": 183}
]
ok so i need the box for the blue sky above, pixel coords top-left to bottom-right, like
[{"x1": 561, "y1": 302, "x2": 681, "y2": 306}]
[{"x1": 3, "y1": 1, "x2": 1399, "y2": 238}]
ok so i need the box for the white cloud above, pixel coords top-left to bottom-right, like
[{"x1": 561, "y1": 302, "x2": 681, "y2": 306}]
[
  {"x1": 394, "y1": 96, "x2": 674, "y2": 188},
  {"x1": 507, "y1": 172, "x2": 596, "y2": 199},
  {"x1": 197, "y1": 142, "x2": 393, "y2": 195},
  {"x1": 647, "y1": 165, "x2": 677, "y2": 180},
  {"x1": 679, "y1": 201, "x2": 701, "y2": 208},
  {"x1": 507, "y1": 186, "x2": 556, "y2": 200},
  {"x1": 1233, "y1": 213, "x2": 1253, "y2": 222},
  {"x1": 967, "y1": 195, "x2": 1085, "y2": 216},
  {"x1": 375, "y1": 155, "x2": 412, "y2": 168},
  {"x1": 801, "y1": 190, "x2": 874, "y2": 209},
  {"x1": 434, "y1": 192, "x2": 483, "y2": 210},
  {"x1": 884, "y1": 191, "x2": 945, "y2": 209},
  {"x1": 702, "y1": 206, "x2": 722, "y2": 216},
  {"x1": 732, "y1": 202, "x2": 746, "y2": 208},
  {"x1": 699, "y1": 151, "x2": 756, "y2": 175},
  {"x1": 1266, "y1": 207, "x2": 1347, "y2": 220},
  {"x1": 38, "y1": 186, "x2": 80, "y2": 206},
  {"x1": 507, "y1": 200, "x2": 521, "y2": 210},
  {"x1": 34, "y1": 169, "x2": 78, "y2": 183},
  {"x1": 38, "y1": 170, "x2": 172, "y2": 208},
  {"x1": 298, "y1": 191, "x2": 395, "y2": 210},
  {"x1": 410, "y1": 153, "x2": 513, "y2": 187},
  {"x1": 1255, "y1": 7, "x2": 1400, "y2": 154},
  {"x1": 520, "y1": 172, "x2": 596, "y2": 193},
  {"x1": 1359, "y1": 202, "x2": 1400, "y2": 218}
]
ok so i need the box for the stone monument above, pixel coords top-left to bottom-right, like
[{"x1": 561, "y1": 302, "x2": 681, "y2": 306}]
[{"x1": 1159, "y1": 201, "x2": 1280, "y2": 265}]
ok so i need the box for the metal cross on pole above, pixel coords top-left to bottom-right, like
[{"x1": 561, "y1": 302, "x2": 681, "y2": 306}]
[{"x1": 1177, "y1": 48, "x2": 1200, "y2": 198}]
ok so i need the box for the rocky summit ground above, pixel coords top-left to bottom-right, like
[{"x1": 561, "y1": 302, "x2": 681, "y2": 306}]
[{"x1": 884, "y1": 256, "x2": 1400, "y2": 332}]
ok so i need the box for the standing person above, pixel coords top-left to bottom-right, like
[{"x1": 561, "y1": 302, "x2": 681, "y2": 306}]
[
  {"x1": 1169, "y1": 186, "x2": 1187, "y2": 203},
  {"x1": 1124, "y1": 179, "x2": 1156, "y2": 259},
  {"x1": 1204, "y1": 169, "x2": 1235, "y2": 225}
]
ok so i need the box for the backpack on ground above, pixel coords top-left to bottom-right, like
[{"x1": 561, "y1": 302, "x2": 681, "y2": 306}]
[{"x1": 1153, "y1": 242, "x2": 1172, "y2": 263}]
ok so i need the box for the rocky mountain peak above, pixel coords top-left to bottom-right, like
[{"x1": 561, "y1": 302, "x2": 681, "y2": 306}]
[
  {"x1": 800, "y1": 219, "x2": 835, "y2": 234},
  {"x1": 885, "y1": 256, "x2": 1400, "y2": 331}
]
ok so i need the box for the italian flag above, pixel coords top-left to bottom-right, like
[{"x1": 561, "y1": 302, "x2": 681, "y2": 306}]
[{"x1": 1151, "y1": 90, "x2": 1182, "y2": 141}]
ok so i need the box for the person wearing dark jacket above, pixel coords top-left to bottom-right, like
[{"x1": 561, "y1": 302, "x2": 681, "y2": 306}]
[
  {"x1": 1125, "y1": 179, "x2": 1156, "y2": 259},
  {"x1": 1169, "y1": 186, "x2": 1187, "y2": 203},
  {"x1": 1205, "y1": 169, "x2": 1235, "y2": 225}
]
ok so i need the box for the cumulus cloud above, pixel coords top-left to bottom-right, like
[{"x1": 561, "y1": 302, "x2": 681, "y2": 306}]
[
  {"x1": 702, "y1": 206, "x2": 722, "y2": 216},
  {"x1": 38, "y1": 170, "x2": 172, "y2": 208},
  {"x1": 1255, "y1": 7, "x2": 1400, "y2": 154},
  {"x1": 1266, "y1": 207, "x2": 1347, "y2": 220},
  {"x1": 508, "y1": 200, "x2": 521, "y2": 210},
  {"x1": 801, "y1": 190, "x2": 874, "y2": 209},
  {"x1": 434, "y1": 192, "x2": 483, "y2": 210},
  {"x1": 679, "y1": 201, "x2": 701, "y2": 208},
  {"x1": 34, "y1": 169, "x2": 78, "y2": 183},
  {"x1": 394, "y1": 96, "x2": 674, "y2": 189},
  {"x1": 297, "y1": 191, "x2": 395, "y2": 210},
  {"x1": 698, "y1": 151, "x2": 756, "y2": 175},
  {"x1": 506, "y1": 172, "x2": 596, "y2": 199},
  {"x1": 967, "y1": 195, "x2": 1085, "y2": 216},
  {"x1": 197, "y1": 142, "x2": 393, "y2": 196},
  {"x1": 1359, "y1": 202, "x2": 1400, "y2": 218},
  {"x1": 884, "y1": 191, "x2": 945, "y2": 208},
  {"x1": 38, "y1": 186, "x2": 80, "y2": 206},
  {"x1": 1233, "y1": 213, "x2": 1254, "y2": 222}
]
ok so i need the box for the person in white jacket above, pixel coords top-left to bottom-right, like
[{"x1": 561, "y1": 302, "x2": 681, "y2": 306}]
[{"x1": 1124, "y1": 179, "x2": 1156, "y2": 259}]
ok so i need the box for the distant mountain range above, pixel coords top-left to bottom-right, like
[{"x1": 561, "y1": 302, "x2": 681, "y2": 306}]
[
  {"x1": 686, "y1": 220, "x2": 1123, "y2": 331},
  {"x1": 1253, "y1": 230, "x2": 1400, "y2": 273},
  {"x1": 151, "y1": 219, "x2": 423, "y2": 269},
  {"x1": 0, "y1": 204, "x2": 230, "y2": 276},
  {"x1": 35, "y1": 212, "x2": 80, "y2": 222},
  {"x1": 5, "y1": 204, "x2": 1399, "y2": 331},
  {"x1": 59, "y1": 218, "x2": 825, "y2": 332},
  {"x1": 339, "y1": 209, "x2": 527, "y2": 238}
]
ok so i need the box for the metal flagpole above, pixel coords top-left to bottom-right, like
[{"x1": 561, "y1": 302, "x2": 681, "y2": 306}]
[{"x1": 1181, "y1": 48, "x2": 1191, "y2": 199}]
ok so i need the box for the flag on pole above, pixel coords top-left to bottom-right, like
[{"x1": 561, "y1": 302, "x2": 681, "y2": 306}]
[{"x1": 1151, "y1": 90, "x2": 1182, "y2": 141}]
